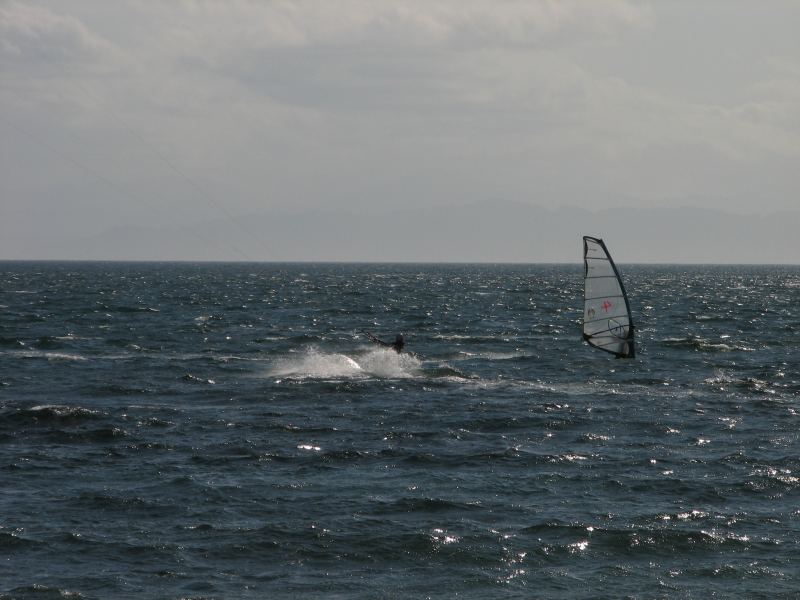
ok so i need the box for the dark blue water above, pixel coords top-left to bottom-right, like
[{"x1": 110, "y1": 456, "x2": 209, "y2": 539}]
[{"x1": 1, "y1": 262, "x2": 798, "y2": 599}]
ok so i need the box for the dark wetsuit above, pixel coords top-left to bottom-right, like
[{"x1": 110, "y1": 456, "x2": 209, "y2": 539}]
[{"x1": 364, "y1": 332, "x2": 404, "y2": 354}]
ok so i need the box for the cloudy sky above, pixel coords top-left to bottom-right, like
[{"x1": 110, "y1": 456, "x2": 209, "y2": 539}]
[{"x1": 1, "y1": 1, "x2": 799, "y2": 262}]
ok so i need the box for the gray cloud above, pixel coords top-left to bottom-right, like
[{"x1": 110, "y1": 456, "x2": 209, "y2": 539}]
[
  {"x1": 0, "y1": 1, "x2": 118, "y2": 76},
  {"x1": 1, "y1": 1, "x2": 798, "y2": 262}
]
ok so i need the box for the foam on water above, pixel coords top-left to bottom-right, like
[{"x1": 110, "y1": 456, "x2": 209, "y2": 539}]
[
  {"x1": 268, "y1": 347, "x2": 422, "y2": 380},
  {"x1": 2, "y1": 350, "x2": 90, "y2": 362},
  {"x1": 356, "y1": 347, "x2": 422, "y2": 378},
  {"x1": 268, "y1": 347, "x2": 363, "y2": 379}
]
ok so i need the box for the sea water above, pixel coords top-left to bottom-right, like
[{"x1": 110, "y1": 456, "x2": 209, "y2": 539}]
[{"x1": 0, "y1": 262, "x2": 798, "y2": 599}]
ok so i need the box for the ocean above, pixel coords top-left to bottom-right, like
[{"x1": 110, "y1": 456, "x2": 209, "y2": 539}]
[{"x1": 0, "y1": 262, "x2": 798, "y2": 599}]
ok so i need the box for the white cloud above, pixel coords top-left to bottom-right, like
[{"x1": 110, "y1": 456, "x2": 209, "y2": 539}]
[{"x1": 0, "y1": 1, "x2": 117, "y2": 73}]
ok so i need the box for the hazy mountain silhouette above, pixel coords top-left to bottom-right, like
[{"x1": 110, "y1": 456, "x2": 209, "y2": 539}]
[{"x1": 36, "y1": 203, "x2": 800, "y2": 263}]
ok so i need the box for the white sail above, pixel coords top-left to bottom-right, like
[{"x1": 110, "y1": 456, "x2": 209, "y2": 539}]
[{"x1": 582, "y1": 236, "x2": 635, "y2": 358}]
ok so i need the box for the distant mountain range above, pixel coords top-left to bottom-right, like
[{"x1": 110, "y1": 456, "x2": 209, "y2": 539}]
[{"x1": 23, "y1": 203, "x2": 800, "y2": 263}]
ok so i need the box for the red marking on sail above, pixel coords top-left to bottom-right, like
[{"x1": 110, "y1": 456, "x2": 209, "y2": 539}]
[{"x1": 602, "y1": 300, "x2": 612, "y2": 312}]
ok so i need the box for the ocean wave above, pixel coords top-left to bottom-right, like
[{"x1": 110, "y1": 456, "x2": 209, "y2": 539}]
[
  {"x1": 736, "y1": 378, "x2": 781, "y2": 395},
  {"x1": 17, "y1": 313, "x2": 48, "y2": 323},
  {"x1": 190, "y1": 446, "x2": 262, "y2": 465},
  {"x1": 371, "y1": 496, "x2": 483, "y2": 514},
  {"x1": 182, "y1": 373, "x2": 216, "y2": 385},
  {"x1": 253, "y1": 336, "x2": 288, "y2": 342},
  {"x1": 703, "y1": 372, "x2": 785, "y2": 396},
  {"x1": 520, "y1": 520, "x2": 759, "y2": 556},
  {"x1": 83, "y1": 383, "x2": 156, "y2": 396},
  {"x1": 451, "y1": 350, "x2": 529, "y2": 362},
  {"x1": 52, "y1": 530, "x2": 182, "y2": 563},
  {"x1": 321, "y1": 448, "x2": 375, "y2": 461},
  {"x1": 431, "y1": 334, "x2": 514, "y2": 344},
  {"x1": 421, "y1": 364, "x2": 473, "y2": 380},
  {"x1": 743, "y1": 468, "x2": 800, "y2": 492},
  {"x1": 0, "y1": 404, "x2": 106, "y2": 426},
  {"x1": 46, "y1": 426, "x2": 128, "y2": 444},
  {"x1": 0, "y1": 584, "x2": 86, "y2": 599},
  {"x1": 213, "y1": 523, "x2": 481, "y2": 565},
  {"x1": 213, "y1": 355, "x2": 264, "y2": 363},
  {"x1": 662, "y1": 336, "x2": 755, "y2": 352},
  {"x1": 194, "y1": 314, "x2": 223, "y2": 324},
  {"x1": 109, "y1": 305, "x2": 160, "y2": 313},
  {"x1": 0, "y1": 336, "x2": 25, "y2": 348},
  {"x1": 70, "y1": 492, "x2": 166, "y2": 513},
  {"x1": 31, "y1": 335, "x2": 65, "y2": 350},
  {"x1": 0, "y1": 528, "x2": 44, "y2": 551},
  {"x1": 0, "y1": 349, "x2": 89, "y2": 362}
]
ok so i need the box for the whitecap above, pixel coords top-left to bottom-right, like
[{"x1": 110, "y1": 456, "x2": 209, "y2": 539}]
[
  {"x1": 357, "y1": 348, "x2": 421, "y2": 379},
  {"x1": 17, "y1": 351, "x2": 89, "y2": 362},
  {"x1": 267, "y1": 347, "x2": 425, "y2": 381},
  {"x1": 268, "y1": 348, "x2": 365, "y2": 380}
]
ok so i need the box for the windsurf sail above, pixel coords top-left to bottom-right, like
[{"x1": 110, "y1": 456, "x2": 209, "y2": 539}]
[{"x1": 582, "y1": 236, "x2": 635, "y2": 358}]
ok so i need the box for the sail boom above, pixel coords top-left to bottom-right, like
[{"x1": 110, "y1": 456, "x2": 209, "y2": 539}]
[{"x1": 584, "y1": 320, "x2": 633, "y2": 332}]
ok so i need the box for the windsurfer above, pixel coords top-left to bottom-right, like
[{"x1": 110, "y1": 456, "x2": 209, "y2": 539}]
[{"x1": 363, "y1": 331, "x2": 405, "y2": 353}]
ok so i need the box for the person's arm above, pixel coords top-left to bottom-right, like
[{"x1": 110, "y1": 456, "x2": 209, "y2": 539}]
[{"x1": 362, "y1": 331, "x2": 389, "y2": 347}]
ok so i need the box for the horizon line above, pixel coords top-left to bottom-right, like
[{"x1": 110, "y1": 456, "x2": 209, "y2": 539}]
[{"x1": 2, "y1": 259, "x2": 798, "y2": 267}]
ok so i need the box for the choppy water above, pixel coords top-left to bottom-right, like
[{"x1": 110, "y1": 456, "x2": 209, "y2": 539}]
[{"x1": 1, "y1": 262, "x2": 798, "y2": 599}]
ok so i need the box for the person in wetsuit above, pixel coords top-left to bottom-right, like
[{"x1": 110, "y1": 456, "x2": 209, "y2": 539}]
[{"x1": 364, "y1": 331, "x2": 404, "y2": 353}]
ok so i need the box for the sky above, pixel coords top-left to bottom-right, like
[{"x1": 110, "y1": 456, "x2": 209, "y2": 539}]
[{"x1": 1, "y1": 1, "x2": 799, "y2": 262}]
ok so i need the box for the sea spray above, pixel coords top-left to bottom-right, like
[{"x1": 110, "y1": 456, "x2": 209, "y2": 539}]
[{"x1": 269, "y1": 346, "x2": 422, "y2": 380}]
